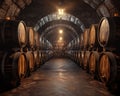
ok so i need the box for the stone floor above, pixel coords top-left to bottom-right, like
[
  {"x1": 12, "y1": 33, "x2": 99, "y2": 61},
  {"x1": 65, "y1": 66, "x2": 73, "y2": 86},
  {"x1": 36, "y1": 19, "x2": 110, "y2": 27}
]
[{"x1": 0, "y1": 58, "x2": 114, "y2": 96}]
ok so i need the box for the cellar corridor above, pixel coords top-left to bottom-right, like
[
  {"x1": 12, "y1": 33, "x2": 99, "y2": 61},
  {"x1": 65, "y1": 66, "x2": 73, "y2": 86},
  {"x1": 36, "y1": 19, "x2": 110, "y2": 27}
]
[
  {"x1": 1, "y1": 58, "x2": 113, "y2": 96},
  {"x1": 0, "y1": 0, "x2": 120, "y2": 96}
]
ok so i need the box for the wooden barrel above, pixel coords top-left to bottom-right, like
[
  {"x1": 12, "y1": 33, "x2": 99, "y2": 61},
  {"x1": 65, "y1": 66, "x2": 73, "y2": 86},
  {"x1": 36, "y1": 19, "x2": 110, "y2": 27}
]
[
  {"x1": 35, "y1": 32, "x2": 40, "y2": 48},
  {"x1": 78, "y1": 51, "x2": 81, "y2": 64},
  {"x1": 34, "y1": 50, "x2": 40, "y2": 68},
  {"x1": 25, "y1": 51, "x2": 35, "y2": 72},
  {"x1": 83, "y1": 51, "x2": 90, "y2": 70},
  {"x1": 40, "y1": 51, "x2": 44, "y2": 64},
  {"x1": 41, "y1": 51, "x2": 44, "y2": 63},
  {"x1": 83, "y1": 29, "x2": 89, "y2": 49},
  {"x1": 39, "y1": 51, "x2": 42, "y2": 64},
  {"x1": 98, "y1": 52, "x2": 118, "y2": 86},
  {"x1": 77, "y1": 51, "x2": 79, "y2": 62},
  {"x1": 76, "y1": 38, "x2": 80, "y2": 49},
  {"x1": 0, "y1": 20, "x2": 27, "y2": 49},
  {"x1": 74, "y1": 51, "x2": 76, "y2": 60},
  {"x1": 17, "y1": 52, "x2": 28, "y2": 78},
  {"x1": 80, "y1": 33, "x2": 84, "y2": 50},
  {"x1": 98, "y1": 17, "x2": 120, "y2": 51},
  {"x1": 75, "y1": 51, "x2": 78, "y2": 62},
  {"x1": 0, "y1": 52, "x2": 28, "y2": 87},
  {"x1": 89, "y1": 51, "x2": 100, "y2": 79},
  {"x1": 75, "y1": 39, "x2": 77, "y2": 49},
  {"x1": 74, "y1": 51, "x2": 76, "y2": 59},
  {"x1": 42, "y1": 51, "x2": 47, "y2": 63},
  {"x1": 27, "y1": 27, "x2": 35, "y2": 48},
  {"x1": 80, "y1": 51, "x2": 85, "y2": 68},
  {"x1": 89, "y1": 24, "x2": 99, "y2": 49}
]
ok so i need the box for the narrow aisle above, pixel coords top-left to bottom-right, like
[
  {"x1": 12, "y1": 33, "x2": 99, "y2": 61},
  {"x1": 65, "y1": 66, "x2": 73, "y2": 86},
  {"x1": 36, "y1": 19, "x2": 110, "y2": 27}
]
[{"x1": 1, "y1": 58, "x2": 113, "y2": 96}]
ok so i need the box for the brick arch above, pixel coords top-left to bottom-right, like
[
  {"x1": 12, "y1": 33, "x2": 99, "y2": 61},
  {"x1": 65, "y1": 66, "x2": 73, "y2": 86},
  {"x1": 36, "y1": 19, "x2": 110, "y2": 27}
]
[{"x1": 34, "y1": 12, "x2": 85, "y2": 32}]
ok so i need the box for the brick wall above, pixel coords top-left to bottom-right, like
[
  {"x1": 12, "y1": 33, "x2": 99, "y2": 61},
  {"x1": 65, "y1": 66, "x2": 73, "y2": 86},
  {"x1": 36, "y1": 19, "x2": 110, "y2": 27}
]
[{"x1": 0, "y1": 0, "x2": 32, "y2": 19}]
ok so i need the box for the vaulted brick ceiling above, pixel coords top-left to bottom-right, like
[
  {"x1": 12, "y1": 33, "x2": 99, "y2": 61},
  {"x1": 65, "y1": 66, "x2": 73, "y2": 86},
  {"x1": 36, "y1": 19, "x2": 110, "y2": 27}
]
[
  {"x1": 0, "y1": 0, "x2": 120, "y2": 45},
  {"x1": 18, "y1": 0, "x2": 99, "y2": 27}
]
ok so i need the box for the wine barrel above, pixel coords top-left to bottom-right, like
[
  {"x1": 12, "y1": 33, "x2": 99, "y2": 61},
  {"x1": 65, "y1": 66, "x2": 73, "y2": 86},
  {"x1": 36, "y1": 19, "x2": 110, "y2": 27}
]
[
  {"x1": 98, "y1": 52, "x2": 118, "y2": 86},
  {"x1": 41, "y1": 51, "x2": 45, "y2": 64},
  {"x1": 39, "y1": 51, "x2": 42, "y2": 64},
  {"x1": 83, "y1": 29, "x2": 89, "y2": 50},
  {"x1": 98, "y1": 17, "x2": 120, "y2": 51},
  {"x1": 40, "y1": 51, "x2": 44, "y2": 64},
  {"x1": 0, "y1": 52, "x2": 28, "y2": 87},
  {"x1": 27, "y1": 27, "x2": 35, "y2": 48},
  {"x1": 76, "y1": 38, "x2": 80, "y2": 49},
  {"x1": 89, "y1": 51, "x2": 100, "y2": 79},
  {"x1": 78, "y1": 51, "x2": 81, "y2": 64},
  {"x1": 89, "y1": 24, "x2": 99, "y2": 49},
  {"x1": 83, "y1": 51, "x2": 90, "y2": 70},
  {"x1": 74, "y1": 51, "x2": 76, "y2": 59},
  {"x1": 34, "y1": 50, "x2": 40, "y2": 68},
  {"x1": 42, "y1": 51, "x2": 47, "y2": 63},
  {"x1": 35, "y1": 32, "x2": 40, "y2": 48},
  {"x1": 74, "y1": 51, "x2": 77, "y2": 61},
  {"x1": 80, "y1": 51, "x2": 85, "y2": 68},
  {"x1": 80, "y1": 33, "x2": 84, "y2": 50},
  {"x1": 0, "y1": 20, "x2": 27, "y2": 49},
  {"x1": 25, "y1": 51, "x2": 35, "y2": 72},
  {"x1": 75, "y1": 39, "x2": 77, "y2": 49},
  {"x1": 76, "y1": 51, "x2": 78, "y2": 62}
]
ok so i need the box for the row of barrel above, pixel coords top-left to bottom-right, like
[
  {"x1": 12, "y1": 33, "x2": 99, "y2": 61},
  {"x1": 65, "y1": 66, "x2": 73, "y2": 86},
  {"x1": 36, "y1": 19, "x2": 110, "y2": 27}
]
[
  {"x1": 0, "y1": 50, "x2": 52, "y2": 90},
  {"x1": 0, "y1": 19, "x2": 52, "y2": 91},
  {"x1": 67, "y1": 16, "x2": 120, "y2": 94},
  {"x1": 0, "y1": 19, "x2": 52, "y2": 50}
]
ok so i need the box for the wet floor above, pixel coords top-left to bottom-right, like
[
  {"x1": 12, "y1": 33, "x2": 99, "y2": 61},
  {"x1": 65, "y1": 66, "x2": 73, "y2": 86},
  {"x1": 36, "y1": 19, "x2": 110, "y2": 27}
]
[{"x1": 1, "y1": 58, "x2": 114, "y2": 96}]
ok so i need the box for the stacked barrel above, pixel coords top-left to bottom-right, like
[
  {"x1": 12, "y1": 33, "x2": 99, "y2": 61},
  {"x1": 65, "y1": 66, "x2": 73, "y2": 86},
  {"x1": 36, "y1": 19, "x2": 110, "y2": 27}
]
[
  {"x1": 78, "y1": 17, "x2": 120, "y2": 93},
  {"x1": 97, "y1": 17, "x2": 120, "y2": 92},
  {"x1": 66, "y1": 37, "x2": 80, "y2": 64},
  {"x1": 0, "y1": 19, "x2": 42, "y2": 90},
  {"x1": 66, "y1": 16, "x2": 120, "y2": 93},
  {"x1": 39, "y1": 38, "x2": 53, "y2": 64}
]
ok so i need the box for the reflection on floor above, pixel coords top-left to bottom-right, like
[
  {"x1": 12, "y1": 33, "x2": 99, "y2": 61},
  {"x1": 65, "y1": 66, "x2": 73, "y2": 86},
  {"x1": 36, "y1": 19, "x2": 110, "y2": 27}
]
[{"x1": 1, "y1": 58, "x2": 114, "y2": 96}]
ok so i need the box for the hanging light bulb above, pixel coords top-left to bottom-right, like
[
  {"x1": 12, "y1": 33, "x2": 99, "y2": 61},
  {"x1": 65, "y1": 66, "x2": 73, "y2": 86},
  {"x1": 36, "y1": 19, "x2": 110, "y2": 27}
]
[
  {"x1": 59, "y1": 29, "x2": 63, "y2": 34},
  {"x1": 59, "y1": 37, "x2": 63, "y2": 41},
  {"x1": 58, "y1": 9, "x2": 64, "y2": 15}
]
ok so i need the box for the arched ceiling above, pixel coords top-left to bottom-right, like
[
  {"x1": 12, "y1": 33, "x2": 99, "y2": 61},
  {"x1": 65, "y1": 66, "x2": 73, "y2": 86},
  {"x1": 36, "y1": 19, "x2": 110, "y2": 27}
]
[
  {"x1": 44, "y1": 27, "x2": 76, "y2": 45},
  {"x1": 34, "y1": 12, "x2": 85, "y2": 32},
  {"x1": 41, "y1": 24, "x2": 78, "y2": 45},
  {"x1": 0, "y1": 0, "x2": 119, "y2": 26},
  {"x1": 17, "y1": 0, "x2": 100, "y2": 27},
  {"x1": 0, "y1": 0, "x2": 120, "y2": 47},
  {"x1": 41, "y1": 24, "x2": 78, "y2": 38}
]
